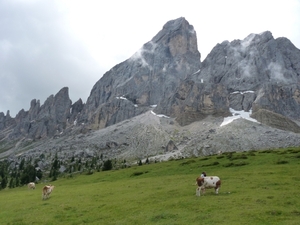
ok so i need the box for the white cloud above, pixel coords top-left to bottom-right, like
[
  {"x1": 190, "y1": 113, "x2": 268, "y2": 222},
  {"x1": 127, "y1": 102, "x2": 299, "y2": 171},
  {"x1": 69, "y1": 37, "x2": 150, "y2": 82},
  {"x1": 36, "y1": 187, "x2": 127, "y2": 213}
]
[
  {"x1": 130, "y1": 49, "x2": 150, "y2": 68},
  {"x1": 241, "y1": 33, "x2": 256, "y2": 50},
  {"x1": 129, "y1": 41, "x2": 157, "y2": 68},
  {"x1": 267, "y1": 62, "x2": 285, "y2": 81}
]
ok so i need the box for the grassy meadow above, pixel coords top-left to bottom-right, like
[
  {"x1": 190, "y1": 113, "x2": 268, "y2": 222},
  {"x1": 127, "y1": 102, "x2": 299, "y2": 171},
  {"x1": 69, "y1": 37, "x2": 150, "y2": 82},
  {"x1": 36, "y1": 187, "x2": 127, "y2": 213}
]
[{"x1": 0, "y1": 147, "x2": 300, "y2": 225}]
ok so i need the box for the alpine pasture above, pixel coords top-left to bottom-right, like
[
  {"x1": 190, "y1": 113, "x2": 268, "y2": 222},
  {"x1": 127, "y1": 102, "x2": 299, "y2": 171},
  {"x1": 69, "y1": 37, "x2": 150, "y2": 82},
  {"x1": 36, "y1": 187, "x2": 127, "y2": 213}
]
[{"x1": 0, "y1": 147, "x2": 300, "y2": 225}]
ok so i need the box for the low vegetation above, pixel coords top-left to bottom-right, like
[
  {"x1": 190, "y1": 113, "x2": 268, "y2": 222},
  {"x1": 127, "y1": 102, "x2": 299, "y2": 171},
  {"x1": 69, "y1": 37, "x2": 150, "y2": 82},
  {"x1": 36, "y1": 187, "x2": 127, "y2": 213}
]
[{"x1": 0, "y1": 147, "x2": 300, "y2": 224}]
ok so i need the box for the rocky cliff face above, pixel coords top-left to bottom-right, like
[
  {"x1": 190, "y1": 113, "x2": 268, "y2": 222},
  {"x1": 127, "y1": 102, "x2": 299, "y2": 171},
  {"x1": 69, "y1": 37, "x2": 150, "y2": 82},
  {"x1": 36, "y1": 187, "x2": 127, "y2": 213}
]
[
  {"x1": 0, "y1": 111, "x2": 15, "y2": 130},
  {"x1": 79, "y1": 17, "x2": 201, "y2": 129},
  {"x1": 0, "y1": 17, "x2": 300, "y2": 166},
  {"x1": 155, "y1": 30, "x2": 300, "y2": 126},
  {"x1": 7, "y1": 87, "x2": 76, "y2": 140}
]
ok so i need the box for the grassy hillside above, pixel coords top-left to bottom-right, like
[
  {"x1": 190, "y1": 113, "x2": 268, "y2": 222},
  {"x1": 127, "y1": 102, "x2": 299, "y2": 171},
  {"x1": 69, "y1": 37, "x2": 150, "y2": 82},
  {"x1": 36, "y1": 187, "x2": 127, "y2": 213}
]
[{"x1": 0, "y1": 147, "x2": 300, "y2": 225}]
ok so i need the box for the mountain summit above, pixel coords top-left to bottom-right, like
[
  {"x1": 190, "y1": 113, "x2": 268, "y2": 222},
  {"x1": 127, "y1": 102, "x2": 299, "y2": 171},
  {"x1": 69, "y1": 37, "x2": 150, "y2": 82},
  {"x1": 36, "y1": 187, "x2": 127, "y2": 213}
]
[{"x1": 79, "y1": 17, "x2": 201, "y2": 129}]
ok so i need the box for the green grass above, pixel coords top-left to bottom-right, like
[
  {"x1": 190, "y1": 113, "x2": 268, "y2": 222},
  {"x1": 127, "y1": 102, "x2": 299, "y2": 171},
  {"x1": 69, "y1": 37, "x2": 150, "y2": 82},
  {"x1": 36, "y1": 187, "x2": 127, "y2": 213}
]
[{"x1": 1, "y1": 147, "x2": 300, "y2": 224}]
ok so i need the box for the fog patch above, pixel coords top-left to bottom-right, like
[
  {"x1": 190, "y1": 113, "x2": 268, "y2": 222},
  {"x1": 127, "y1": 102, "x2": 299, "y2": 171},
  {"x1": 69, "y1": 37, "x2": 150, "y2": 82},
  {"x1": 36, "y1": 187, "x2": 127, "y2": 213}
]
[
  {"x1": 267, "y1": 62, "x2": 286, "y2": 82},
  {"x1": 189, "y1": 27, "x2": 196, "y2": 34},
  {"x1": 129, "y1": 41, "x2": 157, "y2": 69},
  {"x1": 240, "y1": 64, "x2": 253, "y2": 77},
  {"x1": 130, "y1": 49, "x2": 149, "y2": 67},
  {"x1": 241, "y1": 33, "x2": 256, "y2": 50}
]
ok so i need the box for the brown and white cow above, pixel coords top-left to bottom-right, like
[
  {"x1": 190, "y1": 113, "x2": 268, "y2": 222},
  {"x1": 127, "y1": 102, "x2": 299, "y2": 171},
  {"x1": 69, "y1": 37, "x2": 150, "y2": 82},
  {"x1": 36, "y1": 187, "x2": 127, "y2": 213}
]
[
  {"x1": 196, "y1": 176, "x2": 221, "y2": 196},
  {"x1": 42, "y1": 185, "x2": 55, "y2": 200},
  {"x1": 27, "y1": 182, "x2": 35, "y2": 190}
]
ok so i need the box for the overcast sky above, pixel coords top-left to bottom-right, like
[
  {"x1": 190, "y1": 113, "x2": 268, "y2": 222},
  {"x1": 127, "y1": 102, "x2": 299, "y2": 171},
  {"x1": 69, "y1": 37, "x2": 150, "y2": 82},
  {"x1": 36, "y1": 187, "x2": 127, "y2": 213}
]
[{"x1": 1, "y1": 0, "x2": 300, "y2": 117}]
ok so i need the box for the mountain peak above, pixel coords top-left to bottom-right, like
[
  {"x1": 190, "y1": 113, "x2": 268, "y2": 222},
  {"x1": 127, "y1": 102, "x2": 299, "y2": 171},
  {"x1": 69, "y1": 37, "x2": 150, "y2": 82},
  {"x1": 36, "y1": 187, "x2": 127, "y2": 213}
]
[
  {"x1": 162, "y1": 17, "x2": 190, "y2": 30},
  {"x1": 241, "y1": 31, "x2": 273, "y2": 48},
  {"x1": 80, "y1": 17, "x2": 201, "y2": 128},
  {"x1": 151, "y1": 17, "x2": 196, "y2": 46}
]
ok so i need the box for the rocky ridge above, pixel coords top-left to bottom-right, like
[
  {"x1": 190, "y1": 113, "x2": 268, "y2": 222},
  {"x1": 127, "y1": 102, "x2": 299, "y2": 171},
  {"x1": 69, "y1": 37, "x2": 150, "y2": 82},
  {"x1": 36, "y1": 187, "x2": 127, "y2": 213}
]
[
  {"x1": 155, "y1": 30, "x2": 300, "y2": 125},
  {"x1": 0, "y1": 17, "x2": 300, "y2": 172}
]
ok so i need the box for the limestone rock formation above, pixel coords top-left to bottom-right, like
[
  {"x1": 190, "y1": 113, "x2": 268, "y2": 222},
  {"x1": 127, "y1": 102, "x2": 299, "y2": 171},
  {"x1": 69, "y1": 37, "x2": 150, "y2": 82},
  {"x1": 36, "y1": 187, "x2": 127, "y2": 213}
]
[
  {"x1": 69, "y1": 98, "x2": 84, "y2": 125},
  {"x1": 0, "y1": 17, "x2": 300, "y2": 168},
  {"x1": 0, "y1": 111, "x2": 15, "y2": 131},
  {"x1": 8, "y1": 87, "x2": 76, "y2": 140},
  {"x1": 166, "y1": 140, "x2": 178, "y2": 152},
  {"x1": 79, "y1": 17, "x2": 201, "y2": 128},
  {"x1": 155, "y1": 30, "x2": 300, "y2": 126},
  {"x1": 251, "y1": 109, "x2": 300, "y2": 133}
]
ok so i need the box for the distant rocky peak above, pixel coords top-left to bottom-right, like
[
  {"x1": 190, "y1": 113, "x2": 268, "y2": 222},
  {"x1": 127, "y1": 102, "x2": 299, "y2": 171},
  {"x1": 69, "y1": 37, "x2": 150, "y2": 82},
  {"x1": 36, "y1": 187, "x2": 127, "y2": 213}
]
[
  {"x1": 213, "y1": 31, "x2": 274, "y2": 59},
  {"x1": 151, "y1": 17, "x2": 199, "y2": 58},
  {"x1": 130, "y1": 17, "x2": 199, "y2": 65},
  {"x1": 28, "y1": 99, "x2": 40, "y2": 120},
  {"x1": 55, "y1": 87, "x2": 69, "y2": 100},
  {"x1": 241, "y1": 31, "x2": 273, "y2": 49},
  {"x1": 201, "y1": 29, "x2": 299, "y2": 90},
  {"x1": 5, "y1": 110, "x2": 11, "y2": 118},
  {"x1": 30, "y1": 99, "x2": 39, "y2": 109},
  {"x1": 162, "y1": 17, "x2": 190, "y2": 30},
  {"x1": 79, "y1": 17, "x2": 201, "y2": 128},
  {"x1": 152, "y1": 17, "x2": 193, "y2": 42}
]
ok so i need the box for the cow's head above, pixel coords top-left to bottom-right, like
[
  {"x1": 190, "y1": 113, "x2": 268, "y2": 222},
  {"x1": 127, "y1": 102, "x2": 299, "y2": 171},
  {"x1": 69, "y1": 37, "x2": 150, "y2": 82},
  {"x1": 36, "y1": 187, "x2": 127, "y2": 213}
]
[{"x1": 196, "y1": 177, "x2": 204, "y2": 186}]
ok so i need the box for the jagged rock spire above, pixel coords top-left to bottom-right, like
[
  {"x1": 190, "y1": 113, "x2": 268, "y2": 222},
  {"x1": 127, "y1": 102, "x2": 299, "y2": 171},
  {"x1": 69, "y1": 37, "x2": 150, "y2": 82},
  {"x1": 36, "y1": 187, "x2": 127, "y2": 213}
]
[{"x1": 80, "y1": 17, "x2": 201, "y2": 129}]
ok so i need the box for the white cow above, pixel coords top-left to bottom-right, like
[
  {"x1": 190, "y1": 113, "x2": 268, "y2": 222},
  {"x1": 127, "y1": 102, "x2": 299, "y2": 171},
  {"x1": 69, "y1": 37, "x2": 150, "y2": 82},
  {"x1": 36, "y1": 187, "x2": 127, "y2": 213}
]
[
  {"x1": 42, "y1": 185, "x2": 55, "y2": 200},
  {"x1": 196, "y1": 176, "x2": 221, "y2": 196},
  {"x1": 27, "y1": 182, "x2": 35, "y2": 190}
]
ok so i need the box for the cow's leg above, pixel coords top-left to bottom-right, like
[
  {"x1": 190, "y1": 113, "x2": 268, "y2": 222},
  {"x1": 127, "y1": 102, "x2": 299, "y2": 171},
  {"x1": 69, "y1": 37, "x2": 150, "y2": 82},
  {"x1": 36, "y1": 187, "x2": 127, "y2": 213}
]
[
  {"x1": 196, "y1": 187, "x2": 201, "y2": 196},
  {"x1": 201, "y1": 187, "x2": 206, "y2": 195},
  {"x1": 215, "y1": 186, "x2": 219, "y2": 194},
  {"x1": 215, "y1": 181, "x2": 221, "y2": 194}
]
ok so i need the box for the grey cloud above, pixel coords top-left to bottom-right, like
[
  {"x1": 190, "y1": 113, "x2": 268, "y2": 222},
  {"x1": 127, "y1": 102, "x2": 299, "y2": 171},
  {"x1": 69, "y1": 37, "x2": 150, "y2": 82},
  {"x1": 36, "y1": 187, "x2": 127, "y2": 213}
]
[{"x1": 0, "y1": 1, "x2": 104, "y2": 116}]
